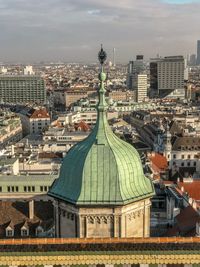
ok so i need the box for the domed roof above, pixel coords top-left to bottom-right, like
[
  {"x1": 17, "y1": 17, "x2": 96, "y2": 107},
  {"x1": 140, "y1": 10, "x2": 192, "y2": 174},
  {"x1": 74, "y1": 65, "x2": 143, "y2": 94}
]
[{"x1": 48, "y1": 47, "x2": 154, "y2": 206}]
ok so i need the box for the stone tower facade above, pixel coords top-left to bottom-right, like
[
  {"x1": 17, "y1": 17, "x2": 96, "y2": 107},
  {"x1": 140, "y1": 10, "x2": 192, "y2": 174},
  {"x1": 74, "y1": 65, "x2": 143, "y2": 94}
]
[{"x1": 53, "y1": 198, "x2": 151, "y2": 238}]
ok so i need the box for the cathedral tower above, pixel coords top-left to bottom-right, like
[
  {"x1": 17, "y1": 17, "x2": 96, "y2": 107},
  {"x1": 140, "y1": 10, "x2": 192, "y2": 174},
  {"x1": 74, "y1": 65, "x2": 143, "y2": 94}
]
[{"x1": 48, "y1": 46, "x2": 154, "y2": 238}]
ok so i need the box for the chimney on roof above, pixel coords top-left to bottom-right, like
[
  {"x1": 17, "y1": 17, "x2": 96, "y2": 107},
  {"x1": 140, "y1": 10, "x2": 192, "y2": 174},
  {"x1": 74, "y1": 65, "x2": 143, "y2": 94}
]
[{"x1": 29, "y1": 199, "x2": 34, "y2": 220}]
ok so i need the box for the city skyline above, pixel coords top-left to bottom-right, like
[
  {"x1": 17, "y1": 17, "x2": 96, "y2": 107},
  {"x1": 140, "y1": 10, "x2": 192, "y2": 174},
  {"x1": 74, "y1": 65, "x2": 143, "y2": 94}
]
[{"x1": 0, "y1": 0, "x2": 200, "y2": 62}]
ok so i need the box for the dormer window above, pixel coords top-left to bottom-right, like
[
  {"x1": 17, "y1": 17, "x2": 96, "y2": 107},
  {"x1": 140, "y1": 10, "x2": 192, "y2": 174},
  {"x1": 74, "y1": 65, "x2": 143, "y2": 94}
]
[
  {"x1": 36, "y1": 226, "x2": 44, "y2": 237},
  {"x1": 21, "y1": 229, "x2": 29, "y2": 237},
  {"x1": 6, "y1": 229, "x2": 14, "y2": 237}
]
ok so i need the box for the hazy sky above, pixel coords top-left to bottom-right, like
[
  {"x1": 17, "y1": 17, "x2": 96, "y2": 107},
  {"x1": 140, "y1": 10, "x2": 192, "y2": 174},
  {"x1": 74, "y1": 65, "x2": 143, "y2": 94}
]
[{"x1": 0, "y1": 0, "x2": 200, "y2": 63}]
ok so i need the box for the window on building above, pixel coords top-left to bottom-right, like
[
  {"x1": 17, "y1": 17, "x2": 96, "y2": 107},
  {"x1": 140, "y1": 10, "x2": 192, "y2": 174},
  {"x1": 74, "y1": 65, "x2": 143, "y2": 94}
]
[
  {"x1": 188, "y1": 155, "x2": 191, "y2": 159},
  {"x1": 32, "y1": 186, "x2": 35, "y2": 192},
  {"x1": 16, "y1": 186, "x2": 19, "y2": 192},
  {"x1": 7, "y1": 186, "x2": 10, "y2": 192},
  {"x1": 173, "y1": 154, "x2": 176, "y2": 159},
  {"x1": 44, "y1": 186, "x2": 47, "y2": 191},
  {"x1": 24, "y1": 186, "x2": 27, "y2": 192},
  {"x1": 36, "y1": 226, "x2": 43, "y2": 236},
  {"x1": 6, "y1": 229, "x2": 14, "y2": 237},
  {"x1": 40, "y1": 186, "x2": 43, "y2": 192},
  {"x1": 181, "y1": 162, "x2": 184, "y2": 167},
  {"x1": 181, "y1": 155, "x2": 184, "y2": 159},
  {"x1": 21, "y1": 229, "x2": 29, "y2": 237},
  {"x1": 28, "y1": 186, "x2": 31, "y2": 192},
  {"x1": 194, "y1": 162, "x2": 197, "y2": 167},
  {"x1": 187, "y1": 162, "x2": 191, "y2": 167},
  {"x1": 0, "y1": 186, "x2": 2, "y2": 192}
]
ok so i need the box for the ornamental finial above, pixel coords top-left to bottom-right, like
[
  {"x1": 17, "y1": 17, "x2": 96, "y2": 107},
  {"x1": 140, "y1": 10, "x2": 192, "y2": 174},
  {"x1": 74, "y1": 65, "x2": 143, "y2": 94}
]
[{"x1": 98, "y1": 44, "x2": 107, "y2": 65}]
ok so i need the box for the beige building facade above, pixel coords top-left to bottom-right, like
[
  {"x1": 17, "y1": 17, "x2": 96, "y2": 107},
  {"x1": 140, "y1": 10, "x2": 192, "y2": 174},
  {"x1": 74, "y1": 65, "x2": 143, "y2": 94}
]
[{"x1": 54, "y1": 198, "x2": 151, "y2": 238}]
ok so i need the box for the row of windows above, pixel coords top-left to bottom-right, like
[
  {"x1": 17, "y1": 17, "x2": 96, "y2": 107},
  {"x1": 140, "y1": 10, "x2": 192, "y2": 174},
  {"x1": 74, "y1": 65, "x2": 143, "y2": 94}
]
[
  {"x1": 6, "y1": 227, "x2": 43, "y2": 237},
  {"x1": 7, "y1": 229, "x2": 28, "y2": 237},
  {"x1": 172, "y1": 161, "x2": 196, "y2": 167},
  {"x1": 173, "y1": 154, "x2": 198, "y2": 159},
  {"x1": 0, "y1": 186, "x2": 51, "y2": 193}
]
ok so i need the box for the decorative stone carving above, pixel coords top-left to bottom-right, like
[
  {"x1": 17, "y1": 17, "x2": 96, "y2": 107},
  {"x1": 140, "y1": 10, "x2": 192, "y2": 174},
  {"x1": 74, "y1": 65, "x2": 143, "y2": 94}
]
[
  {"x1": 127, "y1": 209, "x2": 144, "y2": 221},
  {"x1": 88, "y1": 216, "x2": 94, "y2": 224},
  {"x1": 87, "y1": 215, "x2": 114, "y2": 224}
]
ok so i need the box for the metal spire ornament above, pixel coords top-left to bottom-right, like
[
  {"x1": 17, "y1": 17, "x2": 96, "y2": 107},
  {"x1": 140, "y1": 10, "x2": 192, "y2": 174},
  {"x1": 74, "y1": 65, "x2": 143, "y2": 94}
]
[{"x1": 98, "y1": 44, "x2": 107, "y2": 66}]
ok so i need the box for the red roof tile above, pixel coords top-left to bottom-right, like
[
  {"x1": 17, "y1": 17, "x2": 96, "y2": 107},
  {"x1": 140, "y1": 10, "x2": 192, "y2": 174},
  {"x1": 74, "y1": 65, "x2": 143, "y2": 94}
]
[
  {"x1": 29, "y1": 108, "x2": 50, "y2": 119},
  {"x1": 149, "y1": 153, "x2": 168, "y2": 172},
  {"x1": 75, "y1": 121, "x2": 90, "y2": 132},
  {"x1": 178, "y1": 181, "x2": 200, "y2": 200}
]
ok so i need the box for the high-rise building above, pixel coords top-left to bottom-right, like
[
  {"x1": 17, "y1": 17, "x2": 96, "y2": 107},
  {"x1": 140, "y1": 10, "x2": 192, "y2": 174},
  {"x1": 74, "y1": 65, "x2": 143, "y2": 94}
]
[
  {"x1": 189, "y1": 54, "x2": 196, "y2": 66},
  {"x1": 150, "y1": 56, "x2": 185, "y2": 98},
  {"x1": 126, "y1": 55, "x2": 147, "y2": 102},
  {"x1": 127, "y1": 56, "x2": 144, "y2": 91},
  {"x1": 0, "y1": 75, "x2": 46, "y2": 104},
  {"x1": 136, "y1": 74, "x2": 148, "y2": 103},
  {"x1": 197, "y1": 40, "x2": 200, "y2": 65}
]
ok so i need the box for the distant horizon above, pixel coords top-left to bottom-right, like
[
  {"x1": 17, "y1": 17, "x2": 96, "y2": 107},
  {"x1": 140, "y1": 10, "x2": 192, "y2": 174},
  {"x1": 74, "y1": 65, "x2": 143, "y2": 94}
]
[{"x1": 0, "y1": 52, "x2": 195, "y2": 65}]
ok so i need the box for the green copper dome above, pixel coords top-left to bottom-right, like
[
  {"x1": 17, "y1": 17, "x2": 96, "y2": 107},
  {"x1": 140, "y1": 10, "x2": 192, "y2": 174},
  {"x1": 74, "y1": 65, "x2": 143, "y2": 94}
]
[{"x1": 48, "y1": 47, "x2": 154, "y2": 205}]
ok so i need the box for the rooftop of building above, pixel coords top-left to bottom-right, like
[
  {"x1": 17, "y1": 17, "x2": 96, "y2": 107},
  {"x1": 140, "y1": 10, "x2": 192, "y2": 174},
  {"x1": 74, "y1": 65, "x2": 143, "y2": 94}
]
[
  {"x1": 149, "y1": 153, "x2": 168, "y2": 173},
  {"x1": 166, "y1": 205, "x2": 200, "y2": 237},
  {"x1": 173, "y1": 136, "x2": 200, "y2": 150},
  {"x1": 0, "y1": 237, "x2": 200, "y2": 265},
  {"x1": 0, "y1": 174, "x2": 56, "y2": 182},
  {"x1": 178, "y1": 180, "x2": 200, "y2": 201},
  {"x1": 0, "y1": 157, "x2": 18, "y2": 165},
  {"x1": 0, "y1": 201, "x2": 53, "y2": 239},
  {"x1": 0, "y1": 236, "x2": 199, "y2": 250},
  {"x1": 29, "y1": 108, "x2": 50, "y2": 119},
  {"x1": 0, "y1": 74, "x2": 42, "y2": 79}
]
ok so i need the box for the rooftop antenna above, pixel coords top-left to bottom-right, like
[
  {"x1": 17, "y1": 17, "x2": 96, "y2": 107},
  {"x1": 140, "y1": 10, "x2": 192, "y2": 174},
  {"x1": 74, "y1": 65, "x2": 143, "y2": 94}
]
[{"x1": 113, "y1": 48, "x2": 116, "y2": 67}]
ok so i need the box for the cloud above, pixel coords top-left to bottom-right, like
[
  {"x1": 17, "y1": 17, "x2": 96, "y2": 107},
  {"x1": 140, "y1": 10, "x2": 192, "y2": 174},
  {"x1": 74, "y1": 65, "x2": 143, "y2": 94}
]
[
  {"x1": 87, "y1": 9, "x2": 101, "y2": 15},
  {"x1": 162, "y1": 0, "x2": 200, "y2": 4},
  {"x1": 0, "y1": 0, "x2": 199, "y2": 62}
]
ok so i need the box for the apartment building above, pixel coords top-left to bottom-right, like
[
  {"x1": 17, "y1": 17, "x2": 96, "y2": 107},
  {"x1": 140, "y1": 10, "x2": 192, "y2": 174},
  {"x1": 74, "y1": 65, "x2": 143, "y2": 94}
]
[
  {"x1": 18, "y1": 107, "x2": 50, "y2": 135},
  {"x1": 0, "y1": 75, "x2": 46, "y2": 104},
  {"x1": 0, "y1": 112, "x2": 22, "y2": 148},
  {"x1": 65, "y1": 89, "x2": 96, "y2": 107},
  {"x1": 150, "y1": 56, "x2": 185, "y2": 98}
]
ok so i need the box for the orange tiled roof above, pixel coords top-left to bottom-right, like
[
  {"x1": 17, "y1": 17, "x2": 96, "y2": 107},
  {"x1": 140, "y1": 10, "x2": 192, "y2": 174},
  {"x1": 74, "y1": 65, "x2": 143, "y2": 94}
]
[
  {"x1": 149, "y1": 153, "x2": 168, "y2": 172},
  {"x1": 75, "y1": 121, "x2": 90, "y2": 132},
  {"x1": 29, "y1": 109, "x2": 50, "y2": 119},
  {"x1": 178, "y1": 181, "x2": 200, "y2": 200},
  {"x1": 0, "y1": 236, "x2": 200, "y2": 245}
]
